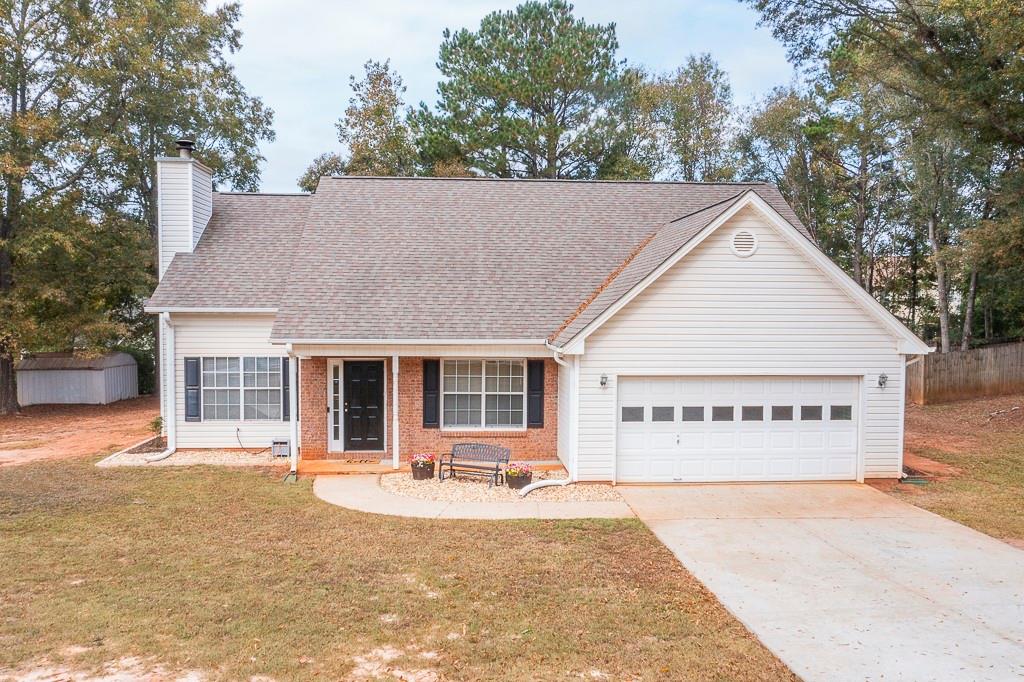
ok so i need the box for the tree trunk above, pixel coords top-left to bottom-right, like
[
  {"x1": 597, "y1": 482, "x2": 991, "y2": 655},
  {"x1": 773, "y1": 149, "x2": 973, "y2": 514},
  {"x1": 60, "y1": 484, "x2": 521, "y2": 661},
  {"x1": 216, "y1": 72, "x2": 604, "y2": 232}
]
[
  {"x1": 927, "y1": 214, "x2": 951, "y2": 353},
  {"x1": 961, "y1": 268, "x2": 978, "y2": 351},
  {"x1": 0, "y1": 354, "x2": 16, "y2": 415},
  {"x1": 909, "y1": 226, "x2": 919, "y2": 329},
  {"x1": 852, "y1": 213, "x2": 865, "y2": 287}
]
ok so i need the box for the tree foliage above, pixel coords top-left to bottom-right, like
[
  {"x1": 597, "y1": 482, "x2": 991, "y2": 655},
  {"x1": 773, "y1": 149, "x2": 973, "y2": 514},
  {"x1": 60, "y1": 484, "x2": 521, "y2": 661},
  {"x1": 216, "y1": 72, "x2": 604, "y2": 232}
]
[
  {"x1": 104, "y1": 0, "x2": 274, "y2": 235},
  {"x1": 0, "y1": 0, "x2": 271, "y2": 413},
  {"x1": 300, "y1": 60, "x2": 418, "y2": 185},
  {"x1": 652, "y1": 54, "x2": 736, "y2": 181},
  {"x1": 413, "y1": 0, "x2": 644, "y2": 179},
  {"x1": 740, "y1": 0, "x2": 1024, "y2": 349}
]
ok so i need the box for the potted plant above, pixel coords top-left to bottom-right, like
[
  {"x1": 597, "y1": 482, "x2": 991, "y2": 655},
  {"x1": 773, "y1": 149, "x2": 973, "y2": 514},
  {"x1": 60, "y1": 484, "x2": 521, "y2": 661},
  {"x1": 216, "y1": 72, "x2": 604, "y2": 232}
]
[
  {"x1": 410, "y1": 453, "x2": 436, "y2": 480},
  {"x1": 504, "y1": 462, "x2": 533, "y2": 489}
]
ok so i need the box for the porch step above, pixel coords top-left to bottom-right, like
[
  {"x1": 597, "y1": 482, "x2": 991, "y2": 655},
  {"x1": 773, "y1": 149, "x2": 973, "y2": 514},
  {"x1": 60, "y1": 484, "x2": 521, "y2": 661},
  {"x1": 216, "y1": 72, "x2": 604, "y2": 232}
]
[
  {"x1": 296, "y1": 459, "x2": 566, "y2": 476},
  {"x1": 298, "y1": 460, "x2": 404, "y2": 475}
]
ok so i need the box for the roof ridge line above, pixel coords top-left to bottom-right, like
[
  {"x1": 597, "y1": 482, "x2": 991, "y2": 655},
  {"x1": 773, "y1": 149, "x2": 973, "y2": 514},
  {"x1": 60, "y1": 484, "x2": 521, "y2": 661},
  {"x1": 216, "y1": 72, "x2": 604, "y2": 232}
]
[
  {"x1": 322, "y1": 175, "x2": 772, "y2": 187},
  {"x1": 665, "y1": 189, "x2": 751, "y2": 224}
]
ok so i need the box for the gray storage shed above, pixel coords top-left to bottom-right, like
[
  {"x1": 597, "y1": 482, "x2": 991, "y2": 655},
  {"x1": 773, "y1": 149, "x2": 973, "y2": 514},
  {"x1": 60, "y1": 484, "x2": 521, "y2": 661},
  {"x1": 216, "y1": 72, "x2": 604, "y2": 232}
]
[{"x1": 16, "y1": 352, "x2": 139, "y2": 406}]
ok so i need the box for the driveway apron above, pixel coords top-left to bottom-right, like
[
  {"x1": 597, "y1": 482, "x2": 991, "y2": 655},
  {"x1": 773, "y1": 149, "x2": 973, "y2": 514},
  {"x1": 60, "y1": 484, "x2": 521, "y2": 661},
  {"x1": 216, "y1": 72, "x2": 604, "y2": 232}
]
[{"x1": 619, "y1": 483, "x2": 1024, "y2": 682}]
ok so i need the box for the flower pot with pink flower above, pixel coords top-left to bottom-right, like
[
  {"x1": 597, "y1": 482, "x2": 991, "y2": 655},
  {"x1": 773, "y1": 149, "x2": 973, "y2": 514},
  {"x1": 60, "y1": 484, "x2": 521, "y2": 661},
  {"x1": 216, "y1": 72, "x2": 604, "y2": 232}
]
[
  {"x1": 504, "y1": 462, "x2": 533, "y2": 489},
  {"x1": 410, "y1": 453, "x2": 436, "y2": 480}
]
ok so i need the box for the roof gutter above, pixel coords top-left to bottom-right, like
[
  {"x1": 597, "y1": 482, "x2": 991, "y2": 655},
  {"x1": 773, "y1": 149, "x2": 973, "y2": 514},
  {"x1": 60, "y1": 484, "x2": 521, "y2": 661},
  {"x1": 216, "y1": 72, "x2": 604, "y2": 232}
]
[
  {"x1": 273, "y1": 338, "x2": 549, "y2": 346},
  {"x1": 143, "y1": 306, "x2": 278, "y2": 314}
]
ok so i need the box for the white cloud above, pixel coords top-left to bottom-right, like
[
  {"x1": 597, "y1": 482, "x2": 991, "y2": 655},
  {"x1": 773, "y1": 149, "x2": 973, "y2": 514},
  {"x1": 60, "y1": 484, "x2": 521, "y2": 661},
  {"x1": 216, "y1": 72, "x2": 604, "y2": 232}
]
[{"x1": 227, "y1": 0, "x2": 793, "y2": 192}]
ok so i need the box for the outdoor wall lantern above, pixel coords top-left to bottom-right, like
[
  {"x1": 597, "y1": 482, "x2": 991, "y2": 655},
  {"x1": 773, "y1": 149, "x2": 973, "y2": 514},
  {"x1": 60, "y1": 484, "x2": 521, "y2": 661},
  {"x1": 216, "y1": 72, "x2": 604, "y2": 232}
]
[
  {"x1": 600, "y1": 374, "x2": 608, "y2": 388},
  {"x1": 878, "y1": 373, "x2": 888, "y2": 388}
]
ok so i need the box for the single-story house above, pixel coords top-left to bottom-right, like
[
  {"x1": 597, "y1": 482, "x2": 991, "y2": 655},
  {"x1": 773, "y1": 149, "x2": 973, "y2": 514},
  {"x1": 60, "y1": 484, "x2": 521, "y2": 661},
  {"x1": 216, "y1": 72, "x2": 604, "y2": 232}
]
[{"x1": 145, "y1": 140, "x2": 930, "y2": 482}]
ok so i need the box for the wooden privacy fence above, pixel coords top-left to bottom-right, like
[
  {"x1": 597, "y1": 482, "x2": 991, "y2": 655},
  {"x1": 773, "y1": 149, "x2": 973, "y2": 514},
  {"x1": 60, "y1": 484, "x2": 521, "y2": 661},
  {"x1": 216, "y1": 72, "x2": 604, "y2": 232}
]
[{"x1": 906, "y1": 340, "x2": 1024, "y2": 405}]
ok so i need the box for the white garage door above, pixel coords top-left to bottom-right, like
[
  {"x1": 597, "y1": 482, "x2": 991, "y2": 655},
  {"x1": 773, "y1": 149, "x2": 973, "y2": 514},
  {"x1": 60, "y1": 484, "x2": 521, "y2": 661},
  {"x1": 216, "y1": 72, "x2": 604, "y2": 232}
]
[{"x1": 616, "y1": 376, "x2": 859, "y2": 482}]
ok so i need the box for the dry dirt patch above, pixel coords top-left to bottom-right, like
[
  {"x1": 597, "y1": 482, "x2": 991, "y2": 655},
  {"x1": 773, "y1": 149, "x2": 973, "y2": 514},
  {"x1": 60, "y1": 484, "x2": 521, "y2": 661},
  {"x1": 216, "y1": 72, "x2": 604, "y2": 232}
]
[
  {"x1": 903, "y1": 393, "x2": 1024, "y2": 458},
  {"x1": 0, "y1": 397, "x2": 159, "y2": 467},
  {"x1": 887, "y1": 392, "x2": 1024, "y2": 543}
]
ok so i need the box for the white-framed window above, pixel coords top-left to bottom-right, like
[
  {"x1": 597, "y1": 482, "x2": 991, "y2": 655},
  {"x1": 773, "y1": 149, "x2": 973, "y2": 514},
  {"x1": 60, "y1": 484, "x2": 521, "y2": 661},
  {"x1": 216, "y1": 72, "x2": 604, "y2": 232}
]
[
  {"x1": 201, "y1": 356, "x2": 282, "y2": 421},
  {"x1": 243, "y1": 357, "x2": 282, "y2": 420},
  {"x1": 441, "y1": 359, "x2": 525, "y2": 429}
]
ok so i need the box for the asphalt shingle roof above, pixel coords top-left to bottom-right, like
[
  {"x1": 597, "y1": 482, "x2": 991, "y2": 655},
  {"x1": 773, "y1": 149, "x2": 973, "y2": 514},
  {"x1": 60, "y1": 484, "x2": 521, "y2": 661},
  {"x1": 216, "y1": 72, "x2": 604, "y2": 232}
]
[
  {"x1": 147, "y1": 177, "x2": 808, "y2": 345},
  {"x1": 148, "y1": 193, "x2": 310, "y2": 310}
]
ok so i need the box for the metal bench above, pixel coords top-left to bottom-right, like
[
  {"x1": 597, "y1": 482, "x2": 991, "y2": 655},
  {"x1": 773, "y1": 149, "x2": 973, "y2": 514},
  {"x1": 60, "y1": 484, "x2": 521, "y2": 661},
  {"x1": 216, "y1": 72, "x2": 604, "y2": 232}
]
[{"x1": 438, "y1": 443, "x2": 511, "y2": 487}]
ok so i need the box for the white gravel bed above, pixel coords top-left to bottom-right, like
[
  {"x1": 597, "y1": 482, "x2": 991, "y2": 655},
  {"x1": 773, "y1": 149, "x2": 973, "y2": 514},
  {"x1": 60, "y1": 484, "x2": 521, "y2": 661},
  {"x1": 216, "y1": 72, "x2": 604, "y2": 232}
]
[
  {"x1": 379, "y1": 468, "x2": 622, "y2": 502},
  {"x1": 97, "y1": 448, "x2": 287, "y2": 467}
]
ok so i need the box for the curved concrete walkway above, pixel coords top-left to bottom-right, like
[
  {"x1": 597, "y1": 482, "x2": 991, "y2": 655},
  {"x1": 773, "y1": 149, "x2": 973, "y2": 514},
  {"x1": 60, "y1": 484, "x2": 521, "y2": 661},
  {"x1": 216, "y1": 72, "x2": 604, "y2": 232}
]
[{"x1": 313, "y1": 475, "x2": 634, "y2": 519}]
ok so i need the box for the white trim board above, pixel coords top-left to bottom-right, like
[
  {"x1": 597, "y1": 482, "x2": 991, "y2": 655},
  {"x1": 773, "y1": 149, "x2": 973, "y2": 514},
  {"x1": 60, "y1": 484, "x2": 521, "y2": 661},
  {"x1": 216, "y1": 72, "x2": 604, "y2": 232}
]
[
  {"x1": 274, "y1": 337, "x2": 548, "y2": 346},
  {"x1": 559, "y1": 191, "x2": 931, "y2": 356},
  {"x1": 145, "y1": 306, "x2": 278, "y2": 314}
]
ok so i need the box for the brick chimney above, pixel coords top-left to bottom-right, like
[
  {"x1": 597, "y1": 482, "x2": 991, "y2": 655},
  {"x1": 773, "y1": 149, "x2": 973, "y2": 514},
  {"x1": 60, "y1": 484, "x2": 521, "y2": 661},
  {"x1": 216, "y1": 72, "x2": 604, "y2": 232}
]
[{"x1": 155, "y1": 138, "x2": 213, "y2": 279}]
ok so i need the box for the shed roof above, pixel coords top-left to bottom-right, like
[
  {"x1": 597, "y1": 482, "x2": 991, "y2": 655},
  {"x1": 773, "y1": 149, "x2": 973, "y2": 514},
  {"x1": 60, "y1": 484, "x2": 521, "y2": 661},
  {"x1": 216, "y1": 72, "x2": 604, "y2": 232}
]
[{"x1": 16, "y1": 352, "x2": 137, "y2": 371}]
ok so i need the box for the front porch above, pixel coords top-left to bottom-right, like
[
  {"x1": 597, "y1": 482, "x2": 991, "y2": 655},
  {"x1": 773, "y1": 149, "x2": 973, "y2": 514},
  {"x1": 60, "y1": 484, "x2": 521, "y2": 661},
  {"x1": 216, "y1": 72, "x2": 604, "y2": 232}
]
[{"x1": 291, "y1": 353, "x2": 560, "y2": 470}]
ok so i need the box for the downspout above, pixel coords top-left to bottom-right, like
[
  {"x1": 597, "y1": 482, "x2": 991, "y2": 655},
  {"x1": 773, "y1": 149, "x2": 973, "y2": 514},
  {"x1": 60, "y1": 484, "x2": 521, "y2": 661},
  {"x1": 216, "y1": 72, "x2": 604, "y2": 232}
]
[
  {"x1": 287, "y1": 344, "x2": 299, "y2": 479},
  {"x1": 518, "y1": 341, "x2": 577, "y2": 496},
  {"x1": 146, "y1": 313, "x2": 176, "y2": 462}
]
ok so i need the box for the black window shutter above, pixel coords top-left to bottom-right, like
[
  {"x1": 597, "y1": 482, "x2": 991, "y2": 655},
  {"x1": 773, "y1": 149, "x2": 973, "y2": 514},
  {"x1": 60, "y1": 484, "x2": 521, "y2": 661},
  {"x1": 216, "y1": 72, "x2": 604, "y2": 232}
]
[
  {"x1": 185, "y1": 357, "x2": 201, "y2": 422},
  {"x1": 281, "y1": 357, "x2": 290, "y2": 421},
  {"x1": 423, "y1": 359, "x2": 440, "y2": 428},
  {"x1": 527, "y1": 359, "x2": 544, "y2": 428}
]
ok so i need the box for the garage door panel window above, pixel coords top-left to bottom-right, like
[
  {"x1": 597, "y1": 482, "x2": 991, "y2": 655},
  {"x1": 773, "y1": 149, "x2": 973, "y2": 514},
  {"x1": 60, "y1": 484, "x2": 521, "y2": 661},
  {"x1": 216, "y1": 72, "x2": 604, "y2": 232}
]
[
  {"x1": 621, "y1": 406, "x2": 644, "y2": 422},
  {"x1": 771, "y1": 405, "x2": 793, "y2": 420},
  {"x1": 682, "y1": 406, "x2": 704, "y2": 422},
  {"x1": 712, "y1": 406, "x2": 734, "y2": 421},
  {"x1": 801, "y1": 405, "x2": 823, "y2": 420},
  {"x1": 830, "y1": 405, "x2": 853, "y2": 420},
  {"x1": 652, "y1": 406, "x2": 674, "y2": 422},
  {"x1": 741, "y1": 406, "x2": 764, "y2": 421}
]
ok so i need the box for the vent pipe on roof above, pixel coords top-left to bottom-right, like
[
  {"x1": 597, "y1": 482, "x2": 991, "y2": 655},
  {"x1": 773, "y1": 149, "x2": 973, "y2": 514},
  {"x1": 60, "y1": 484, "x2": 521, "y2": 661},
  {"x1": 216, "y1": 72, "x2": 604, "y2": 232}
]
[{"x1": 175, "y1": 138, "x2": 195, "y2": 159}]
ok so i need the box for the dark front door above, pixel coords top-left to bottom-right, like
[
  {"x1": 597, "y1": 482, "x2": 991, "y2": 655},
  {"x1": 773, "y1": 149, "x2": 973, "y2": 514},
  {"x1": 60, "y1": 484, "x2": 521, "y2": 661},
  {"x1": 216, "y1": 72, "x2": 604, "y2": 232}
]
[{"x1": 344, "y1": 361, "x2": 384, "y2": 451}]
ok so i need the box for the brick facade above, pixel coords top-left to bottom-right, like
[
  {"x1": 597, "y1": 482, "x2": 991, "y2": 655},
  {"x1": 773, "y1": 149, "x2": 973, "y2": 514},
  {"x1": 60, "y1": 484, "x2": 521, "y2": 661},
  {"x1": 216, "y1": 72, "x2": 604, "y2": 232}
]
[
  {"x1": 298, "y1": 357, "x2": 328, "y2": 459},
  {"x1": 298, "y1": 356, "x2": 558, "y2": 461}
]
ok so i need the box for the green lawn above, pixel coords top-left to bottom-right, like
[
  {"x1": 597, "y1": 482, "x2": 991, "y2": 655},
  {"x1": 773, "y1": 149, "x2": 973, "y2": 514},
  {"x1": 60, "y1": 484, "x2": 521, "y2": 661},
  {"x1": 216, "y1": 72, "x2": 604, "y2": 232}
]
[
  {"x1": 892, "y1": 393, "x2": 1024, "y2": 543},
  {"x1": 0, "y1": 459, "x2": 793, "y2": 681}
]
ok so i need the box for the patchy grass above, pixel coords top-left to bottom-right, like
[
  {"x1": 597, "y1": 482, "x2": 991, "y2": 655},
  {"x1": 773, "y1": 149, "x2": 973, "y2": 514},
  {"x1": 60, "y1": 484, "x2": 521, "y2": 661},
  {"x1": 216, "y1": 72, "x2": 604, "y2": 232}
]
[
  {"x1": 0, "y1": 460, "x2": 793, "y2": 681},
  {"x1": 892, "y1": 393, "x2": 1024, "y2": 543}
]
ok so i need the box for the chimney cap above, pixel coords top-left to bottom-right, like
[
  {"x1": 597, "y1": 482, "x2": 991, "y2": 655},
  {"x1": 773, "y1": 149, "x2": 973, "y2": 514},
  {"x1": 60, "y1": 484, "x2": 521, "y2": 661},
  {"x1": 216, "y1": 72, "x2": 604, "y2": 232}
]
[{"x1": 175, "y1": 138, "x2": 195, "y2": 158}]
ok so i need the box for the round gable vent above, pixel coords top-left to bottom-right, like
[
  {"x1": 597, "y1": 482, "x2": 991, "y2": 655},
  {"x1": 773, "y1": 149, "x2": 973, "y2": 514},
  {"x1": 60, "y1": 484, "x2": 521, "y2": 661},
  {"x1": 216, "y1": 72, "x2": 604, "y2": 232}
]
[{"x1": 730, "y1": 230, "x2": 758, "y2": 258}]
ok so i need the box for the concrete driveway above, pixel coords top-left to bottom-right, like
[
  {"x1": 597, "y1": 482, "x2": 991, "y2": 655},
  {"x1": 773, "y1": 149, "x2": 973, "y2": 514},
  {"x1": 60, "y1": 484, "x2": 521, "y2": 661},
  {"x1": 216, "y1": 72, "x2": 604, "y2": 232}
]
[{"x1": 619, "y1": 483, "x2": 1024, "y2": 682}]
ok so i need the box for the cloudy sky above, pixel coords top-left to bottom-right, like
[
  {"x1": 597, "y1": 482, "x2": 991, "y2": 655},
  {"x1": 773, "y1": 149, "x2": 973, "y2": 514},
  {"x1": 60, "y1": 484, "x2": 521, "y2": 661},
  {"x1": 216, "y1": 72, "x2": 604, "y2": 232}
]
[{"x1": 228, "y1": 1, "x2": 795, "y2": 193}]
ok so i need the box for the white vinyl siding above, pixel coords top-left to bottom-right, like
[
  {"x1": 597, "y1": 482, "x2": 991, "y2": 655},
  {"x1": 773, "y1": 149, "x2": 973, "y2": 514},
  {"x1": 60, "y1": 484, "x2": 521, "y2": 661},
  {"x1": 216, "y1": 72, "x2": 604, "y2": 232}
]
[
  {"x1": 557, "y1": 361, "x2": 572, "y2": 465},
  {"x1": 173, "y1": 314, "x2": 289, "y2": 448},
  {"x1": 191, "y1": 164, "x2": 212, "y2": 247},
  {"x1": 157, "y1": 159, "x2": 212, "y2": 279},
  {"x1": 576, "y1": 206, "x2": 905, "y2": 481},
  {"x1": 157, "y1": 161, "x2": 192, "y2": 278}
]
